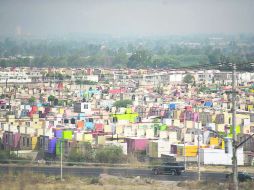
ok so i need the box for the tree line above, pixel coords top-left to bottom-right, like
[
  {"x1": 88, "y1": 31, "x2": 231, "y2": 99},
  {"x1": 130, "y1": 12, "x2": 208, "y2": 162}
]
[{"x1": 0, "y1": 37, "x2": 254, "y2": 69}]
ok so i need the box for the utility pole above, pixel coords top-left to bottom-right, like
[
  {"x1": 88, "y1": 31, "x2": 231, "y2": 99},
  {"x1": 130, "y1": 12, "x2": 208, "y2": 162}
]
[
  {"x1": 195, "y1": 106, "x2": 201, "y2": 181},
  {"x1": 197, "y1": 120, "x2": 201, "y2": 181},
  {"x1": 183, "y1": 111, "x2": 187, "y2": 170},
  {"x1": 53, "y1": 67, "x2": 56, "y2": 97},
  {"x1": 60, "y1": 139, "x2": 63, "y2": 181},
  {"x1": 232, "y1": 62, "x2": 238, "y2": 190}
]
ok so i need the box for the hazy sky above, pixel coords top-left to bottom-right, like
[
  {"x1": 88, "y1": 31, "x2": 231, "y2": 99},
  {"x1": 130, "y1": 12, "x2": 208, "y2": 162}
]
[{"x1": 0, "y1": 0, "x2": 254, "y2": 37}]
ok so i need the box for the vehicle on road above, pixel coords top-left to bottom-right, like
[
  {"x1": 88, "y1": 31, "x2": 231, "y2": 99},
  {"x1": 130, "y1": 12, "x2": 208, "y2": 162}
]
[
  {"x1": 226, "y1": 172, "x2": 254, "y2": 182},
  {"x1": 152, "y1": 162, "x2": 185, "y2": 176}
]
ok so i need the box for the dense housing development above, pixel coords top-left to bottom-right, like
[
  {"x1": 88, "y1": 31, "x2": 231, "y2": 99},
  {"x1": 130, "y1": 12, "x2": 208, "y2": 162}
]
[
  {"x1": 1, "y1": 0, "x2": 254, "y2": 189},
  {"x1": 0, "y1": 67, "x2": 254, "y2": 166}
]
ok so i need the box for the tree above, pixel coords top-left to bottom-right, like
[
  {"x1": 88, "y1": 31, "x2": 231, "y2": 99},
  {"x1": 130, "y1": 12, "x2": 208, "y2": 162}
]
[
  {"x1": 212, "y1": 77, "x2": 215, "y2": 84},
  {"x1": 198, "y1": 86, "x2": 209, "y2": 93},
  {"x1": 113, "y1": 99, "x2": 132, "y2": 108},
  {"x1": 127, "y1": 49, "x2": 152, "y2": 68},
  {"x1": 208, "y1": 49, "x2": 222, "y2": 64},
  {"x1": 48, "y1": 95, "x2": 55, "y2": 106},
  {"x1": 68, "y1": 142, "x2": 94, "y2": 162},
  {"x1": 183, "y1": 74, "x2": 195, "y2": 84},
  {"x1": 112, "y1": 47, "x2": 128, "y2": 68},
  {"x1": 0, "y1": 150, "x2": 10, "y2": 163},
  {"x1": 28, "y1": 96, "x2": 36, "y2": 105},
  {"x1": 154, "y1": 85, "x2": 164, "y2": 95},
  {"x1": 95, "y1": 145, "x2": 125, "y2": 163}
]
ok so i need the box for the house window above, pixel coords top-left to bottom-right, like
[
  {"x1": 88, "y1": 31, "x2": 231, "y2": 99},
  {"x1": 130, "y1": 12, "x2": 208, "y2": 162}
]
[
  {"x1": 5, "y1": 134, "x2": 8, "y2": 144},
  {"x1": 84, "y1": 104, "x2": 88, "y2": 109},
  {"x1": 25, "y1": 122, "x2": 30, "y2": 127},
  {"x1": 44, "y1": 138, "x2": 49, "y2": 151},
  {"x1": 113, "y1": 117, "x2": 118, "y2": 123},
  {"x1": 23, "y1": 137, "x2": 26, "y2": 147},
  {"x1": 27, "y1": 138, "x2": 30, "y2": 147},
  {"x1": 9, "y1": 134, "x2": 13, "y2": 145},
  {"x1": 40, "y1": 138, "x2": 43, "y2": 147},
  {"x1": 71, "y1": 118, "x2": 75, "y2": 124}
]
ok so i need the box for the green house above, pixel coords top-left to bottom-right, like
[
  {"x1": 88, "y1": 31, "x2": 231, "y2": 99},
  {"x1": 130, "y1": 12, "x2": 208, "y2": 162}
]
[
  {"x1": 56, "y1": 139, "x2": 65, "y2": 156},
  {"x1": 111, "y1": 108, "x2": 138, "y2": 123},
  {"x1": 62, "y1": 130, "x2": 73, "y2": 140},
  {"x1": 160, "y1": 124, "x2": 168, "y2": 131},
  {"x1": 227, "y1": 125, "x2": 241, "y2": 138}
]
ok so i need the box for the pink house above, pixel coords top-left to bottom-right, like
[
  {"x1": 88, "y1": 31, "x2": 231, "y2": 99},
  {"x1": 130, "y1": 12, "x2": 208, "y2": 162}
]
[
  {"x1": 126, "y1": 137, "x2": 148, "y2": 154},
  {"x1": 109, "y1": 89, "x2": 126, "y2": 94}
]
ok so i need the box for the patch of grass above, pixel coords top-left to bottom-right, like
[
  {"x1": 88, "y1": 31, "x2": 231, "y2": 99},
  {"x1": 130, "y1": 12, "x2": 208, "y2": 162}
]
[
  {"x1": 90, "y1": 177, "x2": 100, "y2": 185},
  {"x1": 177, "y1": 180, "x2": 254, "y2": 190},
  {"x1": 239, "y1": 181, "x2": 254, "y2": 190},
  {"x1": 2, "y1": 172, "x2": 254, "y2": 190}
]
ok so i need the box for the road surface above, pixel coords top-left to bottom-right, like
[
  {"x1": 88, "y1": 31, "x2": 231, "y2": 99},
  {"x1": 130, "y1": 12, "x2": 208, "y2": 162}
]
[{"x1": 0, "y1": 165, "x2": 228, "y2": 181}]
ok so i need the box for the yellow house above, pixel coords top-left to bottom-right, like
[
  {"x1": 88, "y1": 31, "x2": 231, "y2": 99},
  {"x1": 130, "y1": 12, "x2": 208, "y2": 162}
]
[
  {"x1": 216, "y1": 124, "x2": 225, "y2": 132},
  {"x1": 116, "y1": 125, "x2": 124, "y2": 135},
  {"x1": 210, "y1": 137, "x2": 219, "y2": 146},
  {"x1": 83, "y1": 133, "x2": 93, "y2": 143},
  {"x1": 185, "y1": 120, "x2": 193, "y2": 128},
  {"x1": 104, "y1": 125, "x2": 112, "y2": 133},
  {"x1": 7, "y1": 115, "x2": 15, "y2": 124},
  {"x1": 32, "y1": 137, "x2": 38, "y2": 150}
]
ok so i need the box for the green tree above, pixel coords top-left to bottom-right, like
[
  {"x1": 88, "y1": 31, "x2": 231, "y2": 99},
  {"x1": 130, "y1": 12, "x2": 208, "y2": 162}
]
[
  {"x1": 112, "y1": 47, "x2": 128, "y2": 68},
  {"x1": 183, "y1": 74, "x2": 195, "y2": 84},
  {"x1": 208, "y1": 49, "x2": 222, "y2": 64},
  {"x1": 95, "y1": 145, "x2": 125, "y2": 163},
  {"x1": 28, "y1": 96, "x2": 36, "y2": 105},
  {"x1": 67, "y1": 142, "x2": 94, "y2": 163},
  {"x1": 127, "y1": 49, "x2": 152, "y2": 68},
  {"x1": 0, "y1": 150, "x2": 9, "y2": 163},
  {"x1": 48, "y1": 95, "x2": 55, "y2": 106},
  {"x1": 113, "y1": 99, "x2": 132, "y2": 108},
  {"x1": 68, "y1": 150, "x2": 86, "y2": 162}
]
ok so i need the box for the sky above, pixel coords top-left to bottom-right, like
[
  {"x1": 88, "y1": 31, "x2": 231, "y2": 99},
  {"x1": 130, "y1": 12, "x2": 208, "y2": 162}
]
[{"x1": 0, "y1": 0, "x2": 254, "y2": 37}]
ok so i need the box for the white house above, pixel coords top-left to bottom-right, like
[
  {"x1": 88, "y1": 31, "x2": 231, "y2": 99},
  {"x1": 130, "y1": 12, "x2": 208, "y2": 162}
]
[{"x1": 74, "y1": 102, "x2": 92, "y2": 114}]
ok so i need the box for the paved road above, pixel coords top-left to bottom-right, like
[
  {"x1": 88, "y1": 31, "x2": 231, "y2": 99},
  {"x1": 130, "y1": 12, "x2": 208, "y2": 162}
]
[{"x1": 0, "y1": 165, "x2": 226, "y2": 181}]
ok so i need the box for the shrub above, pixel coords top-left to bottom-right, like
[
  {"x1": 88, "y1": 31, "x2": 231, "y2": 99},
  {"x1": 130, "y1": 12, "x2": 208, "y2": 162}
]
[
  {"x1": 67, "y1": 142, "x2": 94, "y2": 163},
  {"x1": 183, "y1": 73, "x2": 195, "y2": 84},
  {"x1": 0, "y1": 150, "x2": 10, "y2": 163},
  {"x1": 95, "y1": 145, "x2": 125, "y2": 163},
  {"x1": 113, "y1": 99, "x2": 132, "y2": 108},
  {"x1": 90, "y1": 177, "x2": 100, "y2": 184}
]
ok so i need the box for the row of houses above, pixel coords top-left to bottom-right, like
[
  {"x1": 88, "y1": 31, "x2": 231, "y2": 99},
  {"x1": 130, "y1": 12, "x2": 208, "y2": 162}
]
[
  {"x1": 0, "y1": 67, "x2": 254, "y2": 165},
  {"x1": 1, "y1": 67, "x2": 254, "y2": 85}
]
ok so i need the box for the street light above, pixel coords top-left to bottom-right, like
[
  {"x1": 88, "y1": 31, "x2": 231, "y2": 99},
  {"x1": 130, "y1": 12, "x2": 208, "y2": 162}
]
[
  {"x1": 183, "y1": 111, "x2": 187, "y2": 170},
  {"x1": 231, "y1": 62, "x2": 238, "y2": 190},
  {"x1": 217, "y1": 59, "x2": 238, "y2": 190},
  {"x1": 197, "y1": 114, "x2": 201, "y2": 181}
]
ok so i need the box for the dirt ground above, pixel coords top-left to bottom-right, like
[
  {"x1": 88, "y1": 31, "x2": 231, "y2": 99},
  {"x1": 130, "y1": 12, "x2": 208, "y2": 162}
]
[
  {"x1": 188, "y1": 165, "x2": 254, "y2": 174},
  {"x1": 0, "y1": 172, "x2": 253, "y2": 190}
]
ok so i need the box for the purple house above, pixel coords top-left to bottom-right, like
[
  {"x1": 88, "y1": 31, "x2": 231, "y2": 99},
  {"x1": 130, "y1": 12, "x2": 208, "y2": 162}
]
[
  {"x1": 48, "y1": 138, "x2": 57, "y2": 154},
  {"x1": 2, "y1": 131, "x2": 21, "y2": 150}
]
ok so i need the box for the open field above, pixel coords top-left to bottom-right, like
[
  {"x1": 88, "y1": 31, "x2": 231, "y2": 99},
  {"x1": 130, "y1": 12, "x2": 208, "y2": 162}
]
[
  {"x1": 0, "y1": 172, "x2": 181, "y2": 190},
  {"x1": 189, "y1": 165, "x2": 254, "y2": 173},
  {"x1": 0, "y1": 172, "x2": 254, "y2": 190}
]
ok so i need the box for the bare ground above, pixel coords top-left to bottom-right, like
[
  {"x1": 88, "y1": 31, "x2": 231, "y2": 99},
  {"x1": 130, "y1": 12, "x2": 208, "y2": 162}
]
[{"x1": 0, "y1": 172, "x2": 253, "y2": 190}]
